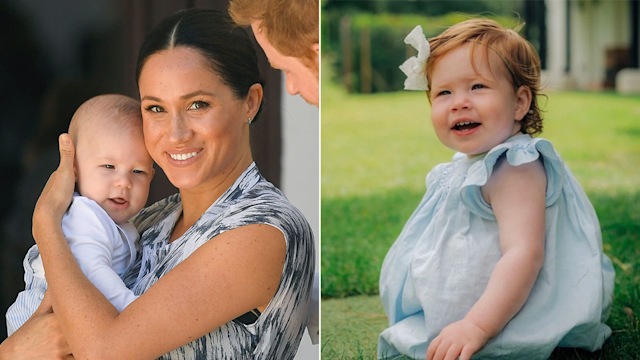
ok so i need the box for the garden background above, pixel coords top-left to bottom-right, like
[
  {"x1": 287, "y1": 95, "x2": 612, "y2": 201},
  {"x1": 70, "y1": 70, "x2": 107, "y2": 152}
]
[{"x1": 320, "y1": 1, "x2": 640, "y2": 359}]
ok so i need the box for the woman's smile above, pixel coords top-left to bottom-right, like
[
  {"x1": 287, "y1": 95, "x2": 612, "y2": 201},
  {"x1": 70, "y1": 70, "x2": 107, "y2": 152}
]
[
  {"x1": 139, "y1": 46, "x2": 254, "y2": 192},
  {"x1": 169, "y1": 151, "x2": 200, "y2": 161}
]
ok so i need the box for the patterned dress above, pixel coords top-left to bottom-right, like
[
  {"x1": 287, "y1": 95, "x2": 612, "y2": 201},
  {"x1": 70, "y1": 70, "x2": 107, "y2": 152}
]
[{"x1": 122, "y1": 163, "x2": 315, "y2": 359}]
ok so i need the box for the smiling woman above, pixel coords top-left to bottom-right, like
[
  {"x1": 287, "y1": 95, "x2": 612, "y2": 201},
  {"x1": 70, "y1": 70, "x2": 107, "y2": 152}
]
[
  {"x1": 0, "y1": 9, "x2": 314, "y2": 360},
  {"x1": 138, "y1": 46, "x2": 260, "y2": 195}
]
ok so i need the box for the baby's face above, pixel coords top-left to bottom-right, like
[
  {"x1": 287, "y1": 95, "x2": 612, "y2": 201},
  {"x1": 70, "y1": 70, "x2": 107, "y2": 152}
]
[
  {"x1": 75, "y1": 123, "x2": 154, "y2": 225},
  {"x1": 429, "y1": 43, "x2": 529, "y2": 156}
]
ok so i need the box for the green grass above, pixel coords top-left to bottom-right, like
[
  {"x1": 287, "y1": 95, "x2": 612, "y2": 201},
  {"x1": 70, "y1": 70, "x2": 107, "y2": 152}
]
[
  {"x1": 321, "y1": 295, "x2": 387, "y2": 359},
  {"x1": 321, "y1": 66, "x2": 640, "y2": 358}
]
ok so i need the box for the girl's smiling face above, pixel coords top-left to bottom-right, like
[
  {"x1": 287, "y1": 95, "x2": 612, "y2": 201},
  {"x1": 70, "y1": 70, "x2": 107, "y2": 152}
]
[{"x1": 429, "y1": 42, "x2": 532, "y2": 156}]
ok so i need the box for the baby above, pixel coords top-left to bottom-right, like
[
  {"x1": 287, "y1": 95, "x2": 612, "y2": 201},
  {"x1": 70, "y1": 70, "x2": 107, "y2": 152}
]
[
  {"x1": 379, "y1": 19, "x2": 614, "y2": 360},
  {"x1": 6, "y1": 94, "x2": 154, "y2": 335}
]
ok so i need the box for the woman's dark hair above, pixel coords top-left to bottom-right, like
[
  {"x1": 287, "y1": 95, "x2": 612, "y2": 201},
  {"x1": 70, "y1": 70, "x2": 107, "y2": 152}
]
[{"x1": 136, "y1": 8, "x2": 263, "y2": 119}]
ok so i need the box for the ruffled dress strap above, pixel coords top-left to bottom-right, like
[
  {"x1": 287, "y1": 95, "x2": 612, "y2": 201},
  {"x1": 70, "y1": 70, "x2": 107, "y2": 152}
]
[{"x1": 460, "y1": 134, "x2": 566, "y2": 219}]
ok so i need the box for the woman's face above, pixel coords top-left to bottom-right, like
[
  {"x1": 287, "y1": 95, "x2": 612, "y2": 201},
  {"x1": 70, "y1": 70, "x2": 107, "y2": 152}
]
[{"x1": 138, "y1": 47, "x2": 254, "y2": 192}]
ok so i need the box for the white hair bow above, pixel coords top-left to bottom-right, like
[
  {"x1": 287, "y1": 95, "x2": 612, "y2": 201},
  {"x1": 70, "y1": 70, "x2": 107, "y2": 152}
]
[{"x1": 399, "y1": 25, "x2": 430, "y2": 91}]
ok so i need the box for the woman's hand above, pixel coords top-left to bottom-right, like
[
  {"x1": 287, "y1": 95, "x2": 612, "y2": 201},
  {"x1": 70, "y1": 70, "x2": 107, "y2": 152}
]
[
  {"x1": 32, "y1": 134, "x2": 75, "y2": 242},
  {"x1": 426, "y1": 319, "x2": 489, "y2": 360},
  {"x1": 0, "y1": 292, "x2": 74, "y2": 360},
  {"x1": 1, "y1": 135, "x2": 77, "y2": 360}
]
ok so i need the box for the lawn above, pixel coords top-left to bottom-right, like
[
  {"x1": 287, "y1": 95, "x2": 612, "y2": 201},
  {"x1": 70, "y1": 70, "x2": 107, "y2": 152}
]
[{"x1": 320, "y1": 72, "x2": 640, "y2": 358}]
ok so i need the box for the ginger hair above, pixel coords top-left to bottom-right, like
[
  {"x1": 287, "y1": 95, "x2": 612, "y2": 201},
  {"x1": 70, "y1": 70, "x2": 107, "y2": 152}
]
[{"x1": 229, "y1": 0, "x2": 318, "y2": 71}]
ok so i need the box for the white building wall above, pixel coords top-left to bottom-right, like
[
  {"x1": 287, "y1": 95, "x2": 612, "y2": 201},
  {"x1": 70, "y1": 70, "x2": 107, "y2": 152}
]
[
  {"x1": 544, "y1": 0, "x2": 630, "y2": 90},
  {"x1": 571, "y1": 0, "x2": 629, "y2": 89},
  {"x1": 543, "y1": 0, "x2": 572, "y2": 89},
  {"x1": 279, "y1": 81, "x2": 320, "y2": 360}
]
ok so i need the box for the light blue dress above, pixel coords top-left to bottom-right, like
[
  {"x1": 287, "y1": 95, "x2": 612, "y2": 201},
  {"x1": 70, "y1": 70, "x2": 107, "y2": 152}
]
[{"x1": 378, "y1": 134, "x2": 615, "y2": 359}]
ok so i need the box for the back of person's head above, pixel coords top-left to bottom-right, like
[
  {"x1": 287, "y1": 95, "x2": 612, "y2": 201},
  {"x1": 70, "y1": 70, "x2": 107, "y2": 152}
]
[
  {"x1": 68, "y1": 94, "x2": 142, "y2": 146},
  {"x1": 426, "y1": 18, "x2": 543, "y2": 135},
  {"x1": 135, "y1": 9, "x2": 262, "y2": 108},
  {"x1": 229, "y1": 0, "x2": 318, "y2": 71}
]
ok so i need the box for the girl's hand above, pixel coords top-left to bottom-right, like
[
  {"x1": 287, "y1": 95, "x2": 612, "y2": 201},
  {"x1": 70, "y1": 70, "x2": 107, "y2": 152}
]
[
  {"x1": 32, "y1": 134, "x2": 75, "y2": 242},
  {"x1": 0, "y1": 292, "x2": 74, "y2": 360},
  {"x1": 426, "y1": 319, "x2": 489, "y2": 360}
]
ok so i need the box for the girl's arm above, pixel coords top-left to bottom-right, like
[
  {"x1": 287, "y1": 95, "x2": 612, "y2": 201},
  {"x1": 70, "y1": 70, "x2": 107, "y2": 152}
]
[
  {"x1": 33, "y1": 139, "x2": 287, "y2": 359},
  {"x1": 427, "y1": 158, "x2": 547, "y2": 360}
]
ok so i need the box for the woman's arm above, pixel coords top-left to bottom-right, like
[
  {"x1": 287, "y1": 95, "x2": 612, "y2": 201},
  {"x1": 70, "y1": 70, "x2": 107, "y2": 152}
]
[
  {"x1": 427, "y1": 158, "x2": 547, "y2": 360},
  {"x1": 33, "y1": 138, "x2": 287, "y2": 359},
  {"x1": 36, "y1": 220, "x2": 285, "y2": 359},
  {"x1": 0, "y1": 292, "x2": 73, "y2": 360},
  {"x1": 0, "y1": 134, "x2": 76, "y2": 360}
]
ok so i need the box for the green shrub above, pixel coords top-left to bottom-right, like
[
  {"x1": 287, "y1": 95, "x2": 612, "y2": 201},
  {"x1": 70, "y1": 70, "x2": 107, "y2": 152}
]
[{"x1": 322, "y1": 12, "x2": 522, "y2": 94}]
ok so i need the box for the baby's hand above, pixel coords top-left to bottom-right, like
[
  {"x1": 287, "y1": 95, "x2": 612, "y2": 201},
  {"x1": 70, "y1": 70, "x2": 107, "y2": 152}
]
[{"x1": 426, "y1": 319, "x2": 489, "y2": 360}]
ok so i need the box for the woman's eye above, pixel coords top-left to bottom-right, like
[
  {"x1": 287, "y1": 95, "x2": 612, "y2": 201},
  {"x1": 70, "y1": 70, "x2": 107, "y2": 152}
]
[
  {"x1": 145, "y1": 105, "x2": 163, "y2": 113},
  {"x1": 188, "y1": 101, "x2": 209, "y2": 110},
  {"x1": 133, "y1": 169, "x2": 146, "y2": 174},
  {"x1": 102, "y1": 165, "x2": 115, "y2": 169},
  {"x1": 437, "y1": 90, "x2": 451, "y2": 96},
  {"x1": 471, "y1": 84, "x2": 485, "y2": 90}
]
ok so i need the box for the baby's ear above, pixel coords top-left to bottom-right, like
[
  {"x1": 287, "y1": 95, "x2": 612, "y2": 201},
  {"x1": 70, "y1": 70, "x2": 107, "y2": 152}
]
[
  {"x1": 73, "y1": 157, "x2": 79, "y2": 193},
  {"x1": 72, "y1": 157, "x2": 79, "y2": 186},
  {"x1": 514, "y1": 85, "x2": 532, "y2": 121}
]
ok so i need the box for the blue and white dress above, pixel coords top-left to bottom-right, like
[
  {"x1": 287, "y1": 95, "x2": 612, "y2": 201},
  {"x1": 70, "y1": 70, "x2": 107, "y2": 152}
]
[
  {"x1": 122, "y1": 163, "x2": 315, "y2": 360},
  {"x1": 378, "y1": 134, "x2": 615, "y2": 359}
]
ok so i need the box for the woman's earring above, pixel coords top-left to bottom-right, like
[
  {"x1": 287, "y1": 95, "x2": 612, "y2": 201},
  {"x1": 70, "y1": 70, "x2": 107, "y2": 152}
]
[
  {"x1": 248, "y1": 117, "x2": 253, "y2": 125},
  {"x1": 528, "y1": 109, "x2": 534, "y2": 114}
]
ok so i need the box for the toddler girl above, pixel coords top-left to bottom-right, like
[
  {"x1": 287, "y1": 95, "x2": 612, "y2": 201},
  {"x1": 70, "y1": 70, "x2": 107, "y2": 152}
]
[{"x1": 378, "y1": 19, "x2": 615, "y2": 360}]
